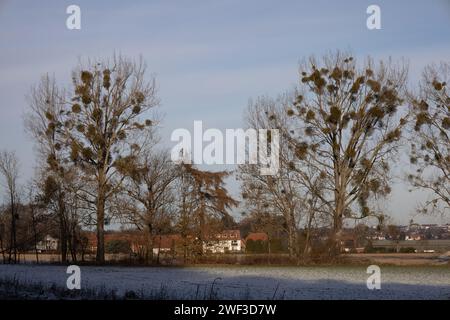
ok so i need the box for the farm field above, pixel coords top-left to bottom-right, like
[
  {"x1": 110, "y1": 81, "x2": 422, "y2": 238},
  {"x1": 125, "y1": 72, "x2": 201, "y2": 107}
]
[{"x1": 0, "y1": 264, "x2": 449, "y2": 300}]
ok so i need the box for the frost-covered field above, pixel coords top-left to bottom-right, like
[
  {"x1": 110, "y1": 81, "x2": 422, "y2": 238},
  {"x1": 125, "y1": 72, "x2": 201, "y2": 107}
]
[{"x1": 0, "y1": 264, "x2": 449, "y2": 299}]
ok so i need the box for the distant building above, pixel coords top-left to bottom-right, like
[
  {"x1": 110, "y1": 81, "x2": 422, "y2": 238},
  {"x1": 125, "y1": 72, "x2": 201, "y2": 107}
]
[
  {"x1": 244, "y1": 232, "x2": 269, "y2": 253},
  {"x1": 203, "y1": 230, "x2": 243, "y2": 254},
  {"x1": 245, "y1": 232, "x2": 269, "y2": 242},
  {"x1": 405, "y1": 233, "x2": 422, "y2": 241},
  {"x1": 152, "y1": 234, "x2": 182, "y2": 255},
  {"x1": 36, "y1": 235, "x2": 58, "y2": 252}
]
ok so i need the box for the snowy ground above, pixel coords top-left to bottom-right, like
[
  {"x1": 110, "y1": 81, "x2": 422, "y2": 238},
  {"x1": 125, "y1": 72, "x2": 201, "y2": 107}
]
[{"x1": 0, "y1": 264, "x2": 449, "y2": 299}]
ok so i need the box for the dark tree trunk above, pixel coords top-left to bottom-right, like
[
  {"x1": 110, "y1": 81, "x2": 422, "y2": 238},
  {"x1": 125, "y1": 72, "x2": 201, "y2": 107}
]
[
  {"x1": 0, "y1": 227, "x2": 5, "y2": 264},
  {"x1": 96, "y1": 194, "x2": 106, "y2": 264},
  {"x1": 331, "y1": 210, "x2": 343, "y2": 258},
  {"x1": 59, "y1": 221, "x2": 67, "y2": 263},
  {"x1": 58, "y1": 194, "x2": 68, "y2": 263},
  {"x1": 68, "y1": 226, "x2": 77, "y2": 263},
  {"x1": 31, "y1": 213, "x2": 39, "y2": 264},
  {"x1": 331, "y1": 166, "x2": 345, "y2": 258},
  {"x1": 9, "y1": 199, "x2": 17, "y2": 264},
  {"x1": 156, "y1": 235, "x2": 162, "y2": 265},
  {"x1": 303, "y1": 207, "x2": 315, "y2": 260},
  {"x1": 287, "y1": 209, "x2": 298, "y2": 260},
  {"x1": 145, "y1": 223, "x2": 154, "y2": 264}
]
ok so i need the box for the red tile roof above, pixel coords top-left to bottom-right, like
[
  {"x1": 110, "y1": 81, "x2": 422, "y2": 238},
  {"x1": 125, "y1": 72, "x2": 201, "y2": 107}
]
[{"x1": 246, "y1": 232, "x2": 268, "y2": 242}]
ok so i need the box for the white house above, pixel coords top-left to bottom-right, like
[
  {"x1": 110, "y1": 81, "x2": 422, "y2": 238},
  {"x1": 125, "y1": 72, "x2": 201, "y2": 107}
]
[
  {"x1": 36, "y1": 235, "x2": 58, "y2": 252},
  {"x1": 202, "y1": 230, "x2": 243, "y2": 254}
]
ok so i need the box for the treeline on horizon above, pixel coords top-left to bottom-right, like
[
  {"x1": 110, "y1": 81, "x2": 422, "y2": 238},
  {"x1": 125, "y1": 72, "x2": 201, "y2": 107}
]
[{"x1": 0, "y1": 51, "x2": 448, "y2": 265}]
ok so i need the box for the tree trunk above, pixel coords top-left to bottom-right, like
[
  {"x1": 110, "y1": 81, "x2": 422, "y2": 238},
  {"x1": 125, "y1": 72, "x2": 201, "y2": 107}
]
[
  {"x1": 198, "y1": 187, "x2": 206, "y2": 256},
  {"x1": 9, "y1": 200, "x2": 17, "y2": 264},
  {"x1": 32, "y1": 214, "x2": 39, "y2": 264},
  {"x1": 287, "y1": 228, "x2": 294, "y2": 258},
  {"x1": 96, "y1": 194, "x2": 106, "y2": 264},
  {"x1": 331, "y1": 208, "x2": 343, "y2": 258},
  {"x1": 332, "y1": 170, "x2": 346, "y2": 258},
  {"x1": 303, "y1": 208, "x2": 314, "y2": 259},
  {"x1": 0, "y1": 232, "x2": 5, "y2": 264},
  {"x1": 68, "y1": 225, "x2": 77, "y2": 263},
  {"x1": 59, "y1": 220, "x2": 67, "y2": 263},
  {"x1": 8, "y1": 216, "x2": 13, "y2": 263},
  {"x1": 156, "y1": 235, "x2": 162, "y2": 265},
  {"x1": 145, "y1": 223, "x2": 154, "y2": 264},
  {"x1": 55, "y1": 190, "x2": 68, "y2": 263},
  {"x1": 286, "y1": 210, "x2": 298, "y2": 260},
  {"x1": 331, "y1": 142, "x2": 346, "y2": 258}
]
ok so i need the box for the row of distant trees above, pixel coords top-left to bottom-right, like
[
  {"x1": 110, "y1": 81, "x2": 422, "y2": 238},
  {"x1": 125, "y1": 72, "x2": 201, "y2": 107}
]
[{"x1": 0, "y1": 52, "x2": 448, "y2": 264}]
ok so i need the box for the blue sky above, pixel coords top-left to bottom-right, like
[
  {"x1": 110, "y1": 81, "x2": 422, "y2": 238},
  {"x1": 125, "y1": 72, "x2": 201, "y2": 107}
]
[{"x1": 0, "y1": 0, "x2": 449, "y2": 224}]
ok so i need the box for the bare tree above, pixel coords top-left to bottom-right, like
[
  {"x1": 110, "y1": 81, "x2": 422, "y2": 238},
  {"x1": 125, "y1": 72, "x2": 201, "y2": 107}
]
[
  {"x1": 24, "y1": 185, "x2": 41, "y2": 263},
  {"x1": 0, "y1": 151, "x2": 20, "y2": 263},
  {"x1": 239, "y1": 94, "x2": 327, "y2": 260},
  {"x1": 254, "y1": 52, "x2": 408, "y2": 257},
  {"x1": 119, "y1": 150, "x2": 178, "y2": 263},
  {"x1": 67, "y1": 57, "x2": 159, "y2": 263},
  {"x1": 26, "y1": 56, "x2": 159, "y2": 263},
  {"x1": 289, "y1": 53, "x2": 408, "y2": 256},
  {"x1": 25, "y1": 75, "x2": 80, "y2": 263},
  {"x1": 408, "y1": 62, "x2": 450, "y2": 215}
]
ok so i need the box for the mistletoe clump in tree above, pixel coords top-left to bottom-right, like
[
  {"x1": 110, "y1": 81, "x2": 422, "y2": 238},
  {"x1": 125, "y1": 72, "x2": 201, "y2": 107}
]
[
  {"x1": 28, "y1": 56, "x2": 159, "y2": 263},
  {"x1": 275, "y1": 52, "x2": 408, "y2": 256},
  {"x1": 409, "y1": 62, "x2": 449, "y2": 215},
  {"x1": 67, "y1": 57, "x2": 158, "y2": 263},
  {"x1": 26, "y1": 76, "x2": 81, "y2": 263}
]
